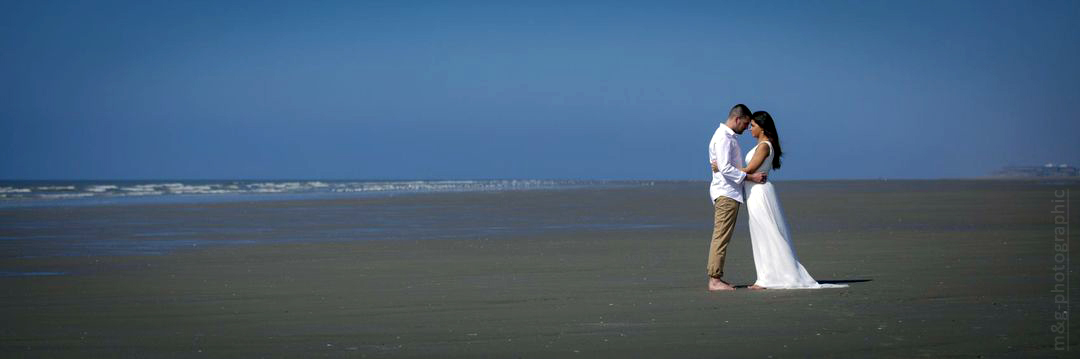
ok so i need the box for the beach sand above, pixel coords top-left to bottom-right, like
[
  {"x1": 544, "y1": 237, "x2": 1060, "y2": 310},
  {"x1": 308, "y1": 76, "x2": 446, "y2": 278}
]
[{"x1": 2, "y1": 180, "x2": 1077, "y2": 357}]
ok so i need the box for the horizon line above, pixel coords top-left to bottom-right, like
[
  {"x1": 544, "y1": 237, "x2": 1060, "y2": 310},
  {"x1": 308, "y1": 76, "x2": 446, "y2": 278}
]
[{"x1": 0, "y1": 176, "x2": 1068, "y2": 182}]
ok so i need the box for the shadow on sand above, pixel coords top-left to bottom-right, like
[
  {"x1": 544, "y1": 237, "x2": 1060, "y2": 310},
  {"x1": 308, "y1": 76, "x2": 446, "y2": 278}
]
[{"x1": 733, "y1": 279, "x2": 873, "y2": 289}]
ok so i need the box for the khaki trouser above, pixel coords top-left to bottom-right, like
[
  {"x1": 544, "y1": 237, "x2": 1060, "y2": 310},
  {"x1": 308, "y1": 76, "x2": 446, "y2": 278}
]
[{"x1": 707, "y1": 196, "x2": 740, "y2": 279}]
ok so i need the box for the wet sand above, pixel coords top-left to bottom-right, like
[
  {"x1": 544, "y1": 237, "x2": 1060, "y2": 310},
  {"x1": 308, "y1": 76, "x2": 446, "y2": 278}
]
[{"x1": 2, "y1": 180, "x2": 1078, "y2": 357}]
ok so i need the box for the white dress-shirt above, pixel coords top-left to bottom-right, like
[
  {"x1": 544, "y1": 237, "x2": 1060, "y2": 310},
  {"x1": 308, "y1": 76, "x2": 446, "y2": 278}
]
[{"x1": 708, "y1": 124, "x2": 746, "y2": 203}]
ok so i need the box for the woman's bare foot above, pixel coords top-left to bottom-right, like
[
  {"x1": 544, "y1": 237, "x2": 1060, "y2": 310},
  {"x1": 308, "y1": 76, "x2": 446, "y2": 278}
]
[
  {"x1": 749, "y1": 284, "x2": 767, "y2": 290},
  {"x1": 708, "y1": 278, "x2": 735, "y2": 291}
]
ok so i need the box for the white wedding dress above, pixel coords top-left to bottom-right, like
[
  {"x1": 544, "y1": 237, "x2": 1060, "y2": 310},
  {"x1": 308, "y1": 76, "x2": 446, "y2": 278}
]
[{"x1": 745, "y1": 141, "x2": 846, "y2": 289}]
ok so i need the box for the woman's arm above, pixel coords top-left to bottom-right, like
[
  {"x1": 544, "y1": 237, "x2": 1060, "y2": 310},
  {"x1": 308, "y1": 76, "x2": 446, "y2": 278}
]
[
  {"x1": 741, "y1": 143, "x2": 770, "y2": 174},
  {"x1": 710, "y1": 142, "x2": 770, "y2": 174}
]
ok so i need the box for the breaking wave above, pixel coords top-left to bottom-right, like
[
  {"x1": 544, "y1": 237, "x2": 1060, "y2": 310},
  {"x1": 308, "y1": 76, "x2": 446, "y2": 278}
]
[{"x1": 0, "y1": 180, "x2": 640, "y2": 205}]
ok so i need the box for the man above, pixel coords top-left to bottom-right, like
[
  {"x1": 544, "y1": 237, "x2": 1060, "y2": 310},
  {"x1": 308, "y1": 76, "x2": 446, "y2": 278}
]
[{"x1": 706, "y1": 104, "x2": 767, "y2": 291}]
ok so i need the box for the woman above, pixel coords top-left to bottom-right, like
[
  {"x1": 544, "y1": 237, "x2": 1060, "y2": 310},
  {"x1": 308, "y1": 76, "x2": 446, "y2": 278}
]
[{"x1": 714, "y1": 111, "x2": 846, "y2": 289}]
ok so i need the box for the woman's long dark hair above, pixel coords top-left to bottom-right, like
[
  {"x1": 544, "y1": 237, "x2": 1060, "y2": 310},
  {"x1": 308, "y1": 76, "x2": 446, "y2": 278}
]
[{"x1": 751, "y1": 111, "x2": 783, "y2": 170}]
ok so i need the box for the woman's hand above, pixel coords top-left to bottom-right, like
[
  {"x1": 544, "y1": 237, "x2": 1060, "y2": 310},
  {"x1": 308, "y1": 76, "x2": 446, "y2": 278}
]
[{"x1": 710, "y1": 160, "x2": 719, "y2": 173}]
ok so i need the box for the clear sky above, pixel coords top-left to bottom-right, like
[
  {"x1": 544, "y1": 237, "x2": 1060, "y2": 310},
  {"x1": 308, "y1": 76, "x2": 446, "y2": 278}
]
[{"x1": 2, "y1": 0, "x2": 1078, "y2": 180}]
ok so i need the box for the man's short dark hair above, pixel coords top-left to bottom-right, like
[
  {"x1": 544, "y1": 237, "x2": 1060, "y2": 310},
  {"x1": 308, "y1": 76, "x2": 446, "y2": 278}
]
[{"x1": 728, "y1": 104, "x2": 752, "y2": 120}]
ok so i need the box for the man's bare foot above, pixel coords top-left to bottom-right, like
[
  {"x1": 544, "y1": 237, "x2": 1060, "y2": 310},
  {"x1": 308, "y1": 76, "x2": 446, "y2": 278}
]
[
  {"x1": 749, "y1": 284, "x2": 767, "y2": 290},
  {"x1": 708, "y1": 277, "x2": 735, "y2": 291}
]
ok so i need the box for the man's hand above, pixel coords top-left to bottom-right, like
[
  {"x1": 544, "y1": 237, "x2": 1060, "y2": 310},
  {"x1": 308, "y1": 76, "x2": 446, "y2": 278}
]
[
  {"x1": 710, "y1": 160, "x2": 719, "y2": 173},
  {"x1": 748, "y1": 172, "x2": 767, "y2": 183}
]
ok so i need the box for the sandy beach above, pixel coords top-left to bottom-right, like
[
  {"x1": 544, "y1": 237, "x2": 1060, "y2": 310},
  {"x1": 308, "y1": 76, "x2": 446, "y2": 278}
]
[{"x1": 2, "y1": 180, "x2": 1077, "y2": 357}]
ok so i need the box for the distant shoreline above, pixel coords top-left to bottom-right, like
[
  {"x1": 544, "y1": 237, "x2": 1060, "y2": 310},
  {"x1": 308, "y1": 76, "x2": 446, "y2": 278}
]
[{"x1": 2, "y1": 176, "x2": 1077, "y2": 182}]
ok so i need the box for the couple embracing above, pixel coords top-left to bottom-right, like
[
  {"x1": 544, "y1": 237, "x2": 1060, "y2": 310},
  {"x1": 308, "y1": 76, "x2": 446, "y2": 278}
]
[{"x1": 706, "y1": 104, "x2": 846, "y2": 291}]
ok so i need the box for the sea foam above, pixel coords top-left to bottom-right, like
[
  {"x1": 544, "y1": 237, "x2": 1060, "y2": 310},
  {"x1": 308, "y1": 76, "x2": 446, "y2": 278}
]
[{"x1": 0, "y1": 179, "x2": 585, "y2": 205}]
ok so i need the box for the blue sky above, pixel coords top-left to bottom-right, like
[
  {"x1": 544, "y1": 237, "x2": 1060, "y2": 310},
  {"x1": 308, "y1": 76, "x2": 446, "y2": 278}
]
[{"x1": 2, "y1": 0, "x2": 1078, "y2": 180}]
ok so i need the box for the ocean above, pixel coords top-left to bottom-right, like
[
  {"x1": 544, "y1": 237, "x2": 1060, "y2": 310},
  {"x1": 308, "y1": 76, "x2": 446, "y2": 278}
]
[
  {"x1": 0, "y1": 178, "x2": 1073, "y2": 260},
  {"x1": 0, "y1": 179, "x2": 660, "y2": 259},
  {"x1": 0, "y1": 179, "x2": 634, "y2": 208}
]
